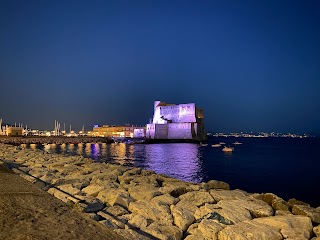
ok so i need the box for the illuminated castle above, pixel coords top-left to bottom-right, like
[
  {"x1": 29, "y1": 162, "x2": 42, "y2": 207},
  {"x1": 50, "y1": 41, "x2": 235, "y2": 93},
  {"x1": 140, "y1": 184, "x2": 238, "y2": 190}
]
[{"x1": 146, "y1": 100, "x2": 206, "y2": 141}]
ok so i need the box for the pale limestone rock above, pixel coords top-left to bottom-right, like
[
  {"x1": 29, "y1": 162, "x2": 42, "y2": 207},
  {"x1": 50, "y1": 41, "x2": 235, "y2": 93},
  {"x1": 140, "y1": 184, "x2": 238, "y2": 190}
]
[
  {"x1": 275, "y1": 210, "x2": 293, "y2": 216},
  {"x1": 128, "y1": 214, "x2": 148, "y2": 229},
  {"x1": 28, "y1": 168, "x2": 48, "y2": 178},
  {"x1": 104, "y1": 205, "x2": 129, "y2": 216},
  {"x1": 226, "y1": 199, "x2": 274, "y2": 218},
  {"x1": 288, "y1": 198, "x2": 310, "y2": 209},
  {"x1": 151, "y1": 193, "x2": 179, "y2": 205},
  {"x1": 197, "y1": 219, "x2": 225, "y2": 239},
  {"x1": 209, "y1": 189, "x2": 248, "y2": 202},
  {"x1": 97, "y1": 188, "x2": 133, "y2": 209},
  {"x1": 186, "y1": 223, "x2": 199, "y2": 235},
  {"x1": 194, "y1": 202, "x2": 252, "y2": 224},
  {"x1": 97, "y1": 211, "x2": 126, "y2": 229},
  {"x1": 254, "y1": 215, "x2": 313, "y2": 239},
  {"x1": 47, "y1": 188, "x2": 77, "y2": 203},
  {"x1": 184, "y1": 234, "x2": 206, "y2": 240},
  {"x1": 82, "y1": 184, "x2": 104, "y2": 196},
  {"x1": 218, "y1": 220, "x2": 283, "y2": 240},
  {"x1": 252, "y1": 193, "x2": 289, "y2": 211},
  {"x1": 179, "y1": 191, "x2": 215, "y2": 207},
  {"x1": 160, "y1": 180, "x2": 194, "y2": 197},
  {"x1": 142, "y1": 222, "x2": 183, "y2": 240},
  {"x1": 113, "y1": 228, "x2": 153, "y2": 240},
  {"x1": 57, "y1": 184, "x2": 81, "y2": 196},
  {"x1": 292, "y1": 205, "x2": 320, "y2": 223},
  {"x1": 314, "y1": 225, "x2": 320, "y2": 236},
  {"x1": 170, "y1": 205, "x2": 195, "y2": 231},
  {"x1": 128, "y1": 185, "x2": 162, "y2": 200},
  {"x1": 207, "y1": 180, "x2": 230, "y2": 190},
  {"x1": 175, "y1": 200, "x2": 199, "y2": 215},
  {"x1": 128, "y1": 200, "x2": 173, "y2": 224}
]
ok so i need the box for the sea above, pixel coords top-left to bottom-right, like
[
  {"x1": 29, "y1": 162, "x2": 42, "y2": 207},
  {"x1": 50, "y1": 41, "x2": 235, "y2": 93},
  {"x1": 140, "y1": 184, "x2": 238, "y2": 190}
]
[{"x1": 22, "y1": 136, "x2": 320, "y2": 207}]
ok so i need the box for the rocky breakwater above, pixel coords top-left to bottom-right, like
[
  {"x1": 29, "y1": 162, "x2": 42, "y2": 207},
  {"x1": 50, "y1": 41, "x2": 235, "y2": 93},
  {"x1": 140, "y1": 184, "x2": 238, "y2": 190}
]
[{"x1": 0, "y1": 143, "x2": 319, "y2": 240}]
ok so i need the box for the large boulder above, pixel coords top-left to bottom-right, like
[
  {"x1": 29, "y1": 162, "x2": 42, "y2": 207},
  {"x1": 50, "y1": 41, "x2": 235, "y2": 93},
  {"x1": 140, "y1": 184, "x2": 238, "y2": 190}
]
[
  {"x1": 128, "y1": 214, "x2": 149, "y2": 229},
  {"x1": 197, "y1": 219, "x2": 225, "y2": 239},
  {"x1": 218, "y1": 220, "x2": 283, "y2": 240},
  {"x1": 170, "y1": 205, "x2": 195, "y2": 231},
  {"x1": 97, "y1": 188, "x2": 133, "y2": 209},
  {"x1": 252, "y1": 193, "x2": 289, "y2": 211},
  {"x1": 292, "y1": 205, "x2": 320, "y2": 223},
  {"x1": 194, "y1": 202, "x2": 252, "y2": 224},
  {"x1": 128, "y1": 200, "x2": 173, "y2": 224},
  {"x1": 151, "y1": 193, "x2": 179, "y2": 205},
  {"x1": 209, "y1": 189, "x2": 248, "y2": 202},
  {"x1": 207, "y1": 180, "x2": 230, "y2": 190},
  {"x1": 81, "y1": 184, "x2": 104, "y2": 196},
  {"x1": 128, "y1": 185, "x2": 162, "y2": 201},
  {"x1": 254, "y1": 215, "x2": 313, "y2": 239},
  {"x1": 142, "y1": 222, "x2": 183, "y2": 240},
  {"x1": 179, "y1": 191, "x2": 216, "y2": 207}
]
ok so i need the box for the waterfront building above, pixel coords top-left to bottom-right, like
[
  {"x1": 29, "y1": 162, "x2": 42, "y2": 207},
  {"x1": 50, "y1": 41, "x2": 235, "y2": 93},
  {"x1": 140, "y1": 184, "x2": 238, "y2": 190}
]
[
  {"x1": 92, "y1": 125, "x2": 145, "y2": 138},
  {"x1": 146, "y1": 100, "x2": 206, "y2": 141},
  {"x1": 6, "y1": 127, "x2": 24, "y2": 136}
]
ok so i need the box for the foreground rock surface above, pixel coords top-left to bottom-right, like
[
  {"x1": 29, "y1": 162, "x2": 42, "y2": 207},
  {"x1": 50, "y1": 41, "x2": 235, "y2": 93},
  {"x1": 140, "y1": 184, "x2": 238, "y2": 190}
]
[{"x1": 0, "y1": 143, "x2": 319, "y2": 240}]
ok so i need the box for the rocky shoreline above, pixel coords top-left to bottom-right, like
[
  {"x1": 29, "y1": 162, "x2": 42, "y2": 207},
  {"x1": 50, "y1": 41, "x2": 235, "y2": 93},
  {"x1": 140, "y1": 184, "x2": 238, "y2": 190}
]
[{"x1": 0, "y1": 143, "x2": 319, "y2": 240}]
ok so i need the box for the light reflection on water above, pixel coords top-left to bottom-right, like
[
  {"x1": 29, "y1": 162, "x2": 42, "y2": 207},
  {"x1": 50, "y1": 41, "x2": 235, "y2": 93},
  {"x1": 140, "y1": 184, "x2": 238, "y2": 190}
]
[
  {"x1": 22, "y1": 142, "x2": 205, "y2": 183},
  {"x1": 19, "y1": 137, "x2": 320, "y2": 207}
]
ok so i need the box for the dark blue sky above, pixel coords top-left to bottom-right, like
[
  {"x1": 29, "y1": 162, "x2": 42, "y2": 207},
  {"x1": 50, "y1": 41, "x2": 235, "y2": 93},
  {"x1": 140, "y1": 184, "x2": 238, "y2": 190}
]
[{"x1": 1, "y1": 0, "x2": 319, "y2": 133}]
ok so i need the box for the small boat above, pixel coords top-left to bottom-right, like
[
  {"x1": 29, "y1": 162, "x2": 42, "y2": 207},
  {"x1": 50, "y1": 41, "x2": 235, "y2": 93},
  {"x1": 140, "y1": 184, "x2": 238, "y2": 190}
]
[
  {"x1": 200, "y1": 142, "x2": 208, "y2": 146},
  {"x1": 233, "y1": 141, "x2": 242, "y2": 145},
  {"x1": 222, "y1": 146, "x2": 234, "y2": 152},
  {"x1": 219, "y1": 142, "x2": 226, "y2": 145},
  {"x1": 212, "y1": 144, "x2": 221, "y2": 147}
]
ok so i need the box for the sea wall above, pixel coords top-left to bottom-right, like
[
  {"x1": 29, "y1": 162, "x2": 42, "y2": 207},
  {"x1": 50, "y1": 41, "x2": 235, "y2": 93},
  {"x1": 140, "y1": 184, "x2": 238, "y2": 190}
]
[{"x1": 0, "y1": 143, "x2": 319, "y2": 240}]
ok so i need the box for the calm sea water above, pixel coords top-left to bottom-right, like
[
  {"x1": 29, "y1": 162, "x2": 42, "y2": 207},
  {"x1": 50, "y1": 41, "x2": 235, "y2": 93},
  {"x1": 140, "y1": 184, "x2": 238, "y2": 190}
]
[{"x1": 22, "y1": 137, "x2": 320, "y2": 207}]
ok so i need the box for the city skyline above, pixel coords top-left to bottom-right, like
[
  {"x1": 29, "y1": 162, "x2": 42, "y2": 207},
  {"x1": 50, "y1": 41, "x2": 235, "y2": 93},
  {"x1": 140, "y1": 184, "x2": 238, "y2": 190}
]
[{"x1": 1, "y1": 1, "x2": 320, "y2": 134}]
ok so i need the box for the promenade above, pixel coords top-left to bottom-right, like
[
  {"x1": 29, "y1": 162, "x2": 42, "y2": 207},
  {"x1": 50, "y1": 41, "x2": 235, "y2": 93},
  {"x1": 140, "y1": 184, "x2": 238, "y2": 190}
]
[{"x1": 0, "y1": 164, "x2": 124, "y2": 240}]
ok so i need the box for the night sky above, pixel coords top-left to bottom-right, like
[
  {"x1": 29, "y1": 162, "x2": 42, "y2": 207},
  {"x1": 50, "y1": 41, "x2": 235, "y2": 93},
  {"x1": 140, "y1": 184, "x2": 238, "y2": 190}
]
[{"x1": 1, "y1": 0, "x2": 319, "y2": 133}]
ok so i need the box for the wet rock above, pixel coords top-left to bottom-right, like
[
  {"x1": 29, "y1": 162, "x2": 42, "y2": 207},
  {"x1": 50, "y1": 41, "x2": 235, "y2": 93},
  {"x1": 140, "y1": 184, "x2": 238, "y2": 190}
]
[
  {"x1": 142, "y1": 222, "x2": 183, "y2": 240},
  {"x1": 129, "y1": 200, "x2": 173, "y2": 224},
  {"x1": 207, "y1": 180, "x2": 230, "y2": 190},
  {"x1": 254, "y1": 215, "x2": 313, "y2": 239},
  {"x1": 218, "y1": 220, "x2": 283, "y2": 240},
  {"x1": 170, "y1": 205, "x2": 195, "y2": 231},
  {"x1": 292, "y1": 205, "x2": 320, "y2": 223}
]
